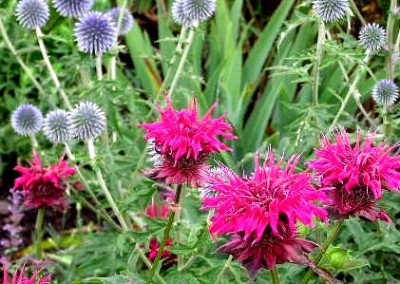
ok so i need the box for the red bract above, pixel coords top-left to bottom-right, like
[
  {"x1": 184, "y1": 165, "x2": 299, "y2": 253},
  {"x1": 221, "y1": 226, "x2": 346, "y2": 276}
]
[
  {"x1": 2, "y1": 263, "x2": 51, "y2": 284},
  {"x1": 202, "y1": 152, "x2": 328, "y2": 273},
  {"x1": 146, "y1": 202, "x2": 169, "y2": 219},
  {"x1": 308, "y1": 132, "x2": 400, "y2": 222},
  {"x1": 13, "y1": 152, "x2": 76, "y2": 211},
  {"x1": 140, "y1": 97, "x2": 236, "y2": 187}
]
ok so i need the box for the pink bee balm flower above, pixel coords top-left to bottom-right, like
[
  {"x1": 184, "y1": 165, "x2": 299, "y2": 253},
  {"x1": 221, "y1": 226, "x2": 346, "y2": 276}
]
[
  {"x1": 309, "y1": 131, "x2": 400, "y2": 222},
  {"x1": 202, "y1": 152, "x2": 328, "y2": 273},
  {"x1": 13, "y1": 152, "x2": 77, "y2": 211},
  {"x1": 3, "y1": 263, "x2": 51, "y2": 284},
  {"x1": 140, "y1": 97, "x2": 236, "y2": 187}
]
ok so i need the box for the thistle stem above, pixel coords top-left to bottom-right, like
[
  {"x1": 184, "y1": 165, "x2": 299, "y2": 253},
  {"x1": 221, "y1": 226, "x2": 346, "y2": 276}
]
[
  {"x1": 34, "y1": 208, "x2": 45, "y2": 258},
  {"x1": 35, "y1": 28, "x2": 72, "y2": 110},
  {"x1": 270, "y1": 267, "x2": 280, "y2": 284},
  {"x1": 313, "y1": 21, "x2": 326, "y2": 107},
  {"x1": 96, "y1": 54, "x2": 103, "y2": 81},
  {"x1": 168, "y1": 25, "x2": 197, "y2": 97},
  {"x1": 215, "y1": 255, "x2": 233, "y2": 284},
  {"x1": 301, "y1": 220, "x2": 344, "y2": 284},
  {"x1": 147, "y1": 184, "x2": 183, "y2": 284},
  {"x1": 386, "y1": 0, "x2": 397, "y2": 81},
  {"x1": 0, "y1": 19, "x2": 46, "y2": 96},
  {"x1": 30, "y1": 135, "x2": 39, "y2": 150},
  {"x1": 87, "y1": 139, "x2": 128, "y2": 230},
  {"x1": 329, "y1": 54, "x2": 370, "y2": 132}
]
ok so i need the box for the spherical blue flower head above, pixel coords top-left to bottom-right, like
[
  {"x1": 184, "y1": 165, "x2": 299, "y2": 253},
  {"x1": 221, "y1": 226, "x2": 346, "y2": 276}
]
[
  {"x1": 52, "y1": 0, "x2": 94, "y2": 18},
  {"x1": 70, "y1": 101, "x2": 106, "y2": 140},
  {"x1": 16, "y1": 0, "x2": 49, "y2": 29},
  {"x1": 359, "y1": 23, "x2": 387, "y2": 53},
  {"x1": 182, "y1": 0, "x2": 216, "y2": 22},
  {"x1": 74, "y1": 12, "x2": 117, "y2": 55},
  {"x1": 313, "y1": 0, "x2": 349, "y2": 22},
  {"x1": 43, "y1": 109, "x2": 73, "y2": 144},
  {"x1": 372, "y1": 79, "x2": 399, "y2": 107},
  {"x1": 106, "y1": 7, "x2": 134, "y2": 35},
  {"x1": 172, "y1": 0, "x2": 195, "y2": 27},
  {"x1": 11, "y1": 104, "x2": 43, "y2": 136}
]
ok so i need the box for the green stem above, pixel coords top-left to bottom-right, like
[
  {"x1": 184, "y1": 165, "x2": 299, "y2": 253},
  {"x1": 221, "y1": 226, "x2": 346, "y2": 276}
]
[
  {"x1": 270, "y1": 267, "x2": 280, "y2": 284},
  {"x1": 167, "y1": 26, "x2": 197, "y2": 97},
  {"x1": 386, "y1": 0, "x2": 397, "y2": 80},
  {"x1": 382, "y1": 106, "x2": 391, "y2": 138},
  {"x1": 329, "y1": 54, "x2": 370, "y2": 132},
  {"x1": 96, "y1": 54, "x2": 103, "y2": 81},
  {"x1": 0, "y1": 19, "x2": 46, "y2": 96},
  {"x1": 349, "y1": 0, "x2": 366, "y2": 25},
  {"x1": 34, "y1": 208, "x2": 45, "y2": 258},
  {"x1": 215, "y1": 255, "x2": 233, "y2": 284},
  {"x1": 30, "y1": 135, "x2": 39, "y2": 150},
  {"x1": 87, "y1": 139, "x2": 129, "y2": 230},
  {"x1": 313, "y1": 21, "x2": 326, "y2": 107},
  {"x1": 147, "y1": 184, "x2": 183, "y2": 284},
  {"x1": 301, "y1": 220, "x2": 344, "y2": 284},
  {"x1": 35, "y1": 28, "x2": 72, "y2": 110}
]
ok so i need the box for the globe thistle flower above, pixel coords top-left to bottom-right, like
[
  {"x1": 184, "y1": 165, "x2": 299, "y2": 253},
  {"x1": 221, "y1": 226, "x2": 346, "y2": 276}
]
[
  {"x1": 312, "y1": 0, "x2": 349, "y2": 23},
  {"x1": 13, "y1": 152, "x2": 77, "y2": 211},
  {"x1": 42, "y1": 109, "x2": 73, "y2": 144},
  {"x1": 308, "y1": 131, "x2": 400, "y2": 222},
  {"x1": 70, "y1": 101, "x2": 106, "y2": 140},
  {"x1": 74, "y1": 12, "x2": 117, "y2": 55},
  {"x1": 52, "y1": 0, "x2": 94, "y2": 18},
  {"x1": 2, "y1": 263, "x2": 52, "y2": 284},
  {"x1": 16, "y1": 0, "x2": 50, "y2": 29},
  {"x1": 182, "y1": 0, "x2": 216, "y2": 22},
  {"x1": 140, "y1": 97, "x2": 236, "y2": 187},
  {"x1": 11, "y1": 104, "x2": 43, "y2": 136},
  {"x1": 359, "y1": 23, "x2": 386, "y2": 53},
  {"x1": 372, "y1": 79, "x2": 399, "y2": 106},
  {"x1": 202, "y1": 153, "x2": 329, "y2": 274},
  {"x1": 171, "y1": 0, "x2": 195, "y2": 27},
  {"x1": 106, "y1": 7, "x2": 134, "y2": 35}
]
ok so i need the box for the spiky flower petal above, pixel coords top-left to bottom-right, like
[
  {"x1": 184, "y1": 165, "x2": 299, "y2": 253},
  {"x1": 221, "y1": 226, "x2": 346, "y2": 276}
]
[
  {"x1": 11, "y1": 104, "x2": 43, "y2": 136},
  {"x1": 203, "y1": 152, "x2": 328, "y2": 273},
  {"x1": 183, "y1": 0, "x2": 216, "y2": 22},
  {"x1": 309, "y1": 131, "x2": 400, "y2": 222},
  {"x1": 52, "y1": 0, "x2": 94, "y2": 18},
  {"x1": 106, "y1": 7, "x2": 134, "y2": 35},
  {"x1": 372, "y1": 79, "x2": 399, "y2": 106},
  {"x1": 42, "y1": 109, "x2": 73, "y2": 144},
  {"x1": 359, "y1": 23, "x2": 386, "y2": 53},
  {"x1": 70, "y1": 101, "x2": 106, "y2": 140},
  {"x1": 171, "y1": 0, "x2": 195, "y2": 27},
  {"x1": 3, "y1": 262, "x2": 52, "y2": 284},
  {"x1": 140, "y1": 97, "x2": 236, "y2": 187},
  {"x1": 14, "y1": 152, "x2": 76, "y2": 211},
  {"x1": 74, "y1": 12, "x2": 117, "y2": 55},
  {"x1": 313, "y1": 0, "x2": 349, "y2": 22},
  {"x1": 16, "y1": 0, "x2": 49, "y2": 29}
]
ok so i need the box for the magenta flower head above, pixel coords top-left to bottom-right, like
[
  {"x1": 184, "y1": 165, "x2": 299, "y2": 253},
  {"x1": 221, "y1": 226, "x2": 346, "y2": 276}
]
[
  {"x1": 140, "y1": 97, "x2": 236, "y2": 187},
  {"x1": 13, "y1": 152, "x2": 77, "y2": 211},
  {"x1": 106, "y1": 7, "x2": 134, "y2": 35},
  {"x1": 308, "y1": 131, "x2": 400, "y2": 222},
  {"x1": 202, "y1": 152, "x2": 328, "y2": 274},
  {"x1": 74, "y1": 12, "x2": 117, "y2": 55},
  {"x1": 52, "y1": 0, "x2": 94, "y2": 18},
  {"x1": 2, "y1": 262, "x2": 51, "y2": 284}
]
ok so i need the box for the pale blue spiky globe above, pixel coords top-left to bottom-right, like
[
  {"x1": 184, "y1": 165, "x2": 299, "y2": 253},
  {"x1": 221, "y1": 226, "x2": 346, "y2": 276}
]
[
  {"x1": 70, "y1": 101, "x2": 106, "y2": 140},
  {"x1": 372, "y1": 79, "x2": 399, "y2": 107},
  {"x1": 359, "y1": 23, "x2": 386, "y2": 53},
  {"x1": 16, "y1": 0, "x2": 49, "y2": 29},
  {"x1": 313, "y1": 0, "x2": 349, "y2": 22},
  {"x1": 43, "y1": 109, "x2": 74, "y2": 144},
  {"x1": 52, "y1": 0, "x2": 94, "y2": 18},
  {"x1": 106, "y1": 7, "x2": 134, "y2": 35},
  {"x1": 11, "y1": 104, "x2": 43, "y2": 136}
]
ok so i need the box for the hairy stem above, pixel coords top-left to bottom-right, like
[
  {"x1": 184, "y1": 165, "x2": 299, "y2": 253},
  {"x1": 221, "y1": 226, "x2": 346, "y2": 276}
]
[
  {"x1": 386, "y1": 0, "x2": 397, "y2": 80},
  {"x1": 313, "y1": 21, "x2": 326, "y2": 107},
  {"x1": 35, "y1": 28, "x2": 72, "y2": 110},
  {"x1": 34, "y1": 208, "x2": 46, "y2": 259},
  {"x1": 0, "y1": 19, "x2": 46, "y2": 96},
  {"x1": 87, "y1": 139, "x2": 128, "y2": 230},
  {"x1": 147, "y1": 184, "x2": 183, "y2": 284},
  {"x1": 215, "y1": 255, "x2": 233, "y2": 284},
  {"x1": 301, "y1": 220, "x2": 344, "y2": 284},
  {"x1": 96, "y1": 54, "x2": 103, "y2": 81},
  {"x1": 270, "y1": 267, "x2": 281, "y2": 284}
]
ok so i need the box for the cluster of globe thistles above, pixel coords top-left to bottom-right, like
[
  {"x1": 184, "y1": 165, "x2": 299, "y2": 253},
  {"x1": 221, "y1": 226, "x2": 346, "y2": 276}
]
[{"x1": 11, "y1": 101, "x2": 106, "y2": 142}]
